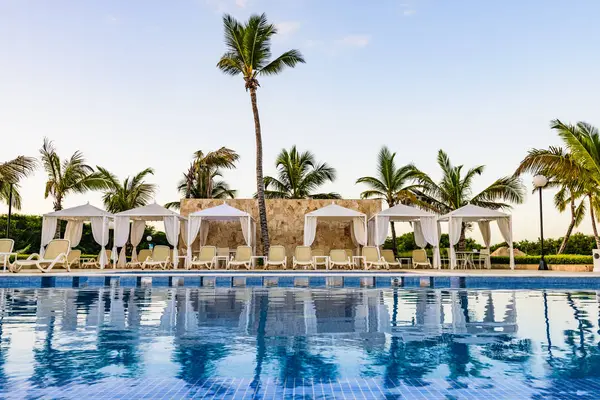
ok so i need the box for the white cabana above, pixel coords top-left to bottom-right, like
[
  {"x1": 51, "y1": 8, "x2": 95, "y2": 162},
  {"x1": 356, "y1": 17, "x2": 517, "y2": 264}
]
[
  {"x1": 368, "y1": 204, "x2": 441, "y2": 268},
  {"x1": 303, "y1": 203, "x2": 368, "y2": 248},
  {"x1": 113, "y1": 203, "x2": 186, "y2": 268},
  {"x1": 41, "y1": 203, "x2": 114, "y2": 268},
  {"x1": 438, "y1": 204, "x2": 514, "y2": 270},
  {"x1": 185, "y1": 203, "x2": 256, "y2": 267}
]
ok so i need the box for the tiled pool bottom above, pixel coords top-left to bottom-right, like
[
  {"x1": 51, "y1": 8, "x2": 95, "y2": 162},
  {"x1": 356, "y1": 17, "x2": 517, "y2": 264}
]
[{"x1": 2, "y1": 286, "x2": 600, "y2": 399}]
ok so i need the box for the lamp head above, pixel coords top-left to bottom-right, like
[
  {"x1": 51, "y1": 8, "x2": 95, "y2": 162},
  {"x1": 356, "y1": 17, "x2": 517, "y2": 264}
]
[
  {"x1": 146, "y1": 236, "x2": 152, "y2": 242},
  {"x1": 532, "y1": 175, "x2": 548, "y2": 188}
]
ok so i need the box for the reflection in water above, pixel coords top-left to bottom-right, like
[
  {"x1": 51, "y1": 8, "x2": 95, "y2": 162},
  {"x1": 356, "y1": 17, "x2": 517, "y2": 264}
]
[{"x1": 0, "y1": 286, "x2": 599, "y2": 395}]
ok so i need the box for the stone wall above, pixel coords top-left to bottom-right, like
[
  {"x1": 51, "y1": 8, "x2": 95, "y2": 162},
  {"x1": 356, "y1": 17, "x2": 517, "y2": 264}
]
[{"x1": 180, "y1": 199, "x2": 382, "y2": 257}]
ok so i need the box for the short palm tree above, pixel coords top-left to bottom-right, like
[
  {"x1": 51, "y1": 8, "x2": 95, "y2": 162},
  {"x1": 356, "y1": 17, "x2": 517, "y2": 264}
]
[
  {"x1": 96, "y1": 167, "x2": 157, "y2": 213},
  {"x1": 39, "y1": 138, "x2": 107, "y2": 211},
  {"x1": 0, "y1": 155, "x2": 37, "y2": 209},
  {"x1": 263, "y1": 146, "x2": 340, "y2": 199},
  {"x1": 415, "y1": 150, "x2": 525, "y2": 249},
  {"x1": 356, "y1": 146, "x2": 421, "y2": 256},
  {"x1": 217, "y1": 13, "x2": 305, "y2": 254}
]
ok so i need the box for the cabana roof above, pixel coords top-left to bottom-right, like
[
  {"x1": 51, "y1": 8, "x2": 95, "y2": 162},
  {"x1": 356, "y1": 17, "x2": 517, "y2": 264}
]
[
  {"x1": 189, "y1": 203, "x2": 253, "y2": 221},
  {"x1": 372, "y1": 204, "x2": 435, "y2": 221},
  {"x1": 44, "y1": 203, "x2": 113, "y2": 220},
  {"x1": 115, "y1": 203, "x2": 185, "y2": 221},
  {"x1": 305, "y1": 203, "x2": 365, "y2": 220},
  {"x1": 438, "y1": 204, "x2": 509, "y2": 222}
]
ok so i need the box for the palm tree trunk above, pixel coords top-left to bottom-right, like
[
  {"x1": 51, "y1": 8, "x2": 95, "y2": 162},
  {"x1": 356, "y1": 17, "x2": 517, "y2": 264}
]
[
  {"x1": 458, "y1": 223, "x2": 467, "y2": 251},
  {"x1": 589, "y1": 194, "x2": 600, "y2": 249},
  {"x1": 558, "y1": 199, "x2": 576, "y2": 254},
  {"x1": 390, "y1": 221, "x2": 398, "y2": 257},
  {"x1": 249, "y1": 87, "x2": 270, "y2": 255}
]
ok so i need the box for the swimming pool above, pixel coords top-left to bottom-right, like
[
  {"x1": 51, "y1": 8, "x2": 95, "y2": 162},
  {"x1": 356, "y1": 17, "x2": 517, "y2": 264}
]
[{"x1": 0, "y1": 280, "x2": 599, "y2": 399}]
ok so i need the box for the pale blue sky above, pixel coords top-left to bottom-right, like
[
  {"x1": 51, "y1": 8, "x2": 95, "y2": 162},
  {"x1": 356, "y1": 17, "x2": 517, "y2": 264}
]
[{"x1": 1, "y1": 0, "x2": 599, "y2": 244}]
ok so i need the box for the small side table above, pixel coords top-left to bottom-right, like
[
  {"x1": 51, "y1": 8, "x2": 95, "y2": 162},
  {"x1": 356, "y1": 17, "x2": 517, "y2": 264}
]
[
  {"x1": 0, "y1": 252, "x2": 16, "y2": 272},
  {"x1": 174, "y1": 255, "x2": 187, "y2": 270},
  {"x1": 397, "y1": 257, "x2": 412, "y2": 269},
  {"x1": 313, "y1": 256, "x2": 329, "y2": 270},
  {"x1": 215, "y1": 255, "x2": 229, "y2": 269},
  {"x1": 251, "y1": 256, "x2": 266, "y2": 269},
  {"x1": 352, "y1": 256, "x2": 366, "y2": 270}
]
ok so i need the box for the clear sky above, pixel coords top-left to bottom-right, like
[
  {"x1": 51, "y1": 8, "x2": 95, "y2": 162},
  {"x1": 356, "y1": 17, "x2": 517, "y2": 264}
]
[{"x1": 1, "y1": 0, "x2": 599, "y2": 245}]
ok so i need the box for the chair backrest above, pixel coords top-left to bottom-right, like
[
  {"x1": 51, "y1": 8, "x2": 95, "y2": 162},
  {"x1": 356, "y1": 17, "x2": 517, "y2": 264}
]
[
  {"x1": 105, "y1": 249, "x2": 112, "y2": 260},
  {"x1": 480, "y1": 248, "x2": 490, "y2": 256},
  {"x1": 268, "y1": 245, "x2": 286, "y2": 262},
  {"x1": 44, "y1": 239, "x2": 70, "y2": 260},
  {"x1": 217, "y1": 247, "x2": 230, "y2": 257},
  {"x1": 381, "y1": 249, "x2": 396, "y2": 263},
  {"x1": 0, "y1": 239, "x2": 14, "y2": 254},
  {"x1": 198, "y1": 246, "x2": 216, "y2": 261},
  {"x1": 295, "y1": 246, "x2": 312, "y2": 262},
  {"x1": 412, "y1": 249, "x2": 428, "y2": 263},
  {"x1": 234, "y1": 246, "x2": 252, "y2": 261},
  {"x1": 330, "y1": 249, "x2": 348, "y2": 263},
  {"x1": 67, "y1": 249, "x2": 81, "y2": 264},
  {"x1": 151, "y1": 245, "x2": 171, "y2": 261},
  {"x1": 137, "y1": 249, "x2": 152, "y2": 263},
  {"x1": 312, "y1": 249, "x2": 324, "y2": 257},
  {"x1": 445, "y1": 248, "x2": 452, "y2": 257},
  {"x1": 345, "y1": 249, "x2": 353, "y2": 259},
  {"x1": 362, "y1": 246, "x2": 380, "y2": 262}
]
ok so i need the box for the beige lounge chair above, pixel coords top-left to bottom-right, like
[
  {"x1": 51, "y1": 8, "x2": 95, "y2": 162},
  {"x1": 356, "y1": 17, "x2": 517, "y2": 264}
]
[
  {"x1": 312, "y1": 249, "x2": 327, "y2": 269},
  {"x1": 126, "y1": 249, "x2": 152, "y2": 269},
  {"x1": 363, "y1": 246, "x2": 388, "y2": 270},
  {"x1": 477, "y1": 248, "x2": 490, "y2": 269},
  {"x1": 329, "y1": 249, "x2": 352, "y2": 270},
  {"x1": 293, "y1": 246, "x2": 314, "y2": 270},
  {"x1": 227, "y1": 246, "x2": 252, "y2": 270},
  {"x1": 141, "y1": 245, "x2": 172, "y2": 270},
  {"x1": 190, "y1": 246, "x2": 216, "y2": 270},
  {"x1": 0, "y1": 239, "x2": 16, "y2": 271},
  {"x1": 265, "y1": 245, "x2": 287, "y2": 270},
  {"x1": 82, "y1": 249, "x2": 112, "y2": 269},
  {"x1": 67, "y1": 250, "x2": 81, "y2": 269},
  {"x1": 381, "y1": 249, "x2": 400, "y2": 269},
  {"x1": 10, "y1": 239, "x2": 70, "y2": 273},
  {"x1": 412, "y1": 249, "x2": 432, "y2": 269}
]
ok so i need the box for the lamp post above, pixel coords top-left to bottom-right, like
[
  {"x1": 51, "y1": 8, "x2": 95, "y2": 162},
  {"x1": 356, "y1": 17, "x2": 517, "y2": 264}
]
[
  {"x1": 5, "y1": 183, "x2": 13, "y2": 238},
  {"x1": 146, "y1": 235, "x2": 153, "y2": 250},
  {"x1": 533, "y1": 175, "x2": 549, "y2": 270}
]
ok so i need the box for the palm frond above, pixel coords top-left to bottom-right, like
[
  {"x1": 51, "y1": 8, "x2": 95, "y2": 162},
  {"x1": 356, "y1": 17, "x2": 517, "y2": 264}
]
[{"x1": 260, "y1": 49, "x2": 305, "y2": 76}]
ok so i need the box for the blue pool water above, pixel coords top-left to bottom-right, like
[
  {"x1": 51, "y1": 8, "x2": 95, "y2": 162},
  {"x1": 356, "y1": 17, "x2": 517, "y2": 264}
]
[{"x1": 0, "y1": 281, "x2": 599, "y2": 398}]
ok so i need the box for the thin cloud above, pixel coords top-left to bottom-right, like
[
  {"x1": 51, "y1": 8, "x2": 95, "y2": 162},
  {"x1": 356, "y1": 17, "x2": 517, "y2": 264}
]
[
  {"x1": 105, "y1": 14, "x2": 118, "y2": 24},
  {"x1": 275, "y1": 21, "x2": 301, "y2": 37},
  {"x1": 235, "y1": 0, "x2": 247, "y2": 8},
  {"x1": 403, "y1": 9, "x2": 416, "y2": 16},
  {"x1": 336, "y1": 35, "x2": 370, "y2": 48}
]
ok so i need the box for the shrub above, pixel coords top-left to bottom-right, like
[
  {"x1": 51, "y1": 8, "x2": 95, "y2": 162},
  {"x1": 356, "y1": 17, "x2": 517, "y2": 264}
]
[{"x1": 491, "y1": 255, "x2": 592, "y2": 265}]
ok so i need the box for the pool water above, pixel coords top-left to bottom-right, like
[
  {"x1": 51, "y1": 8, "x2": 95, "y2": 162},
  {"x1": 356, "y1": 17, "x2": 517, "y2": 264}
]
[{"x1": 0, "y1": 286, "x2": 599, "y2": 399}]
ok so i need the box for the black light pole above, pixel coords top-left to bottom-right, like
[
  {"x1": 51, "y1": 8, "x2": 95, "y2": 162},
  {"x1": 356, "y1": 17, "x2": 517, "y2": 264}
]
[
  {"x1": 5, "y1": 183, "x2": 13, "y2": 238},
  {"x1": 533, "y1": 175, "x2": 549, "y2": 270}
]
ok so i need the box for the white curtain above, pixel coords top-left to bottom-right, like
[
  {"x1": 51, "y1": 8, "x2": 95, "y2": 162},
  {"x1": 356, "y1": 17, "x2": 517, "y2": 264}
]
[
  {"x1": 114, "y1": 216, "x2": 130, "y2": 267},
  {"x1": 371, "y1": 216, "x2": 389, "y2": 246},
  {"x1": 40, "y1": 216, "x2": 58, "y2": 255},
  {"x1": 164, "y1": 216, "x2": 180, "y2": 267},
  {"x1": 448, "y1": 217, "x2": 463, "y2": 269},
  {"x1": 303, "y1": 216, "x2": 317, "y2": 246},
  {"x1": 186, "y1": 216, "x2": 203, "y2": 266},
  {"x1": 64, "y1": 221, "x2": 83, "y2": 248},
  {"x1": 130, "y1": 220, "x2": 146, "y2": 263},
  {"x1": 350, "y1": 221, "x2": 359, "y2": 247},
  {"x1": 240, "y1": 216, "x2": 251, "y2": 246},
  {"x1": 414, "y1": 221, "x2": 427, "y2": 248},
  {"x1": 352, "y1": 217, "x2": 367, "y2": 246},
  {"x1": 420, "y1": 217, "x2": 441, "y2": 269},
  {"x1": 91, "y1": 217, "x2": 109, "y2": 268},
  {"x1": 478, "y1": 220, "x2": 492, "y2": 269},
  {"x1": 497, "y1": 217, "x2": 514, "y2": 269},
  {"x1": 180, "y1": 220, "x2": 188, "y2": 247}
]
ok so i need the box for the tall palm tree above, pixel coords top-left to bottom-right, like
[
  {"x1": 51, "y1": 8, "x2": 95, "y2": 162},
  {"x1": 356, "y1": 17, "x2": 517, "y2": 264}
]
[
  {"x1": 96, "y1": 167, "x2": 156, "y2": 213},
  {"x1": 356, "y1": 146, "x2": 421, "y2": 256},
  {"x1": 0, "y1": 156, "x2": 37, "y2": 209},
  {"x1": 415, "y1": 150, "x2": 525, "y2": 249},
  {"x1": 39, "y1": 138, "x2": 106, "y2": 211},
  {"x1": 263, "y1": 146, "x2": 340, "y2": 199},
  {"x1": 217, "y1": 13, "x2": 305, "y2": 254}
]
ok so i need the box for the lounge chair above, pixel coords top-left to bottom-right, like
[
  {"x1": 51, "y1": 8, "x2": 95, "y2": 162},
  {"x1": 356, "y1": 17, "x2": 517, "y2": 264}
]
[
  {"x1": 227, "y1": 246, "x2": 252, "y2": 270},
  {"x1": 81, "y1": 249, "x2": 112, "y2": 269},
  {"x1": 265, "y1": 245, "x2": 287, "y2": 270},
  {"x1": 412, "y1": 249, "x2": 432, "y2": 269},
  {"x1": 363, "y1": 246, "x2": 388, "y2": 270},
  {"x1": 329, "y1": 249, "x2": 353, "y2": 270},
  {"x1": 0, "y1": 239, "x2": 16, "y2": 271},
  {"x1": 141, "y1": 245, "x2": 172, "y2": 270},
  {"x1": 126, "y1": 249, "x2": 152, "y2": 269},
  {"x1": 10, "y1": 239, "x2": 70, "y2": 273},
  {"x1": 477, "y1": 248, "x2": 490, "y2": 269},
  {"x1": 381, "y1": 249, "x2": 400, "y2": 269},
  {"x1": 293, "y1": 246, "x2": 314, "y2": 270},
  {"x1": 67, "y1": 250, "x2": 81, "y2": 269},
  {"x1": 312, "y1": 249, "x2": 327, "y2": 269},
  {"x1": 190, "y1": 246, "x2": 217, "y2": 270}
]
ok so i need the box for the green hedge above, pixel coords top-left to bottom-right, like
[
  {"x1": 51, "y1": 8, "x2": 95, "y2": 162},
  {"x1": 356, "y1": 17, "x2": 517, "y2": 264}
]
[{"x1": 492, "y1": 255, "x2": 592, "y2": 265}]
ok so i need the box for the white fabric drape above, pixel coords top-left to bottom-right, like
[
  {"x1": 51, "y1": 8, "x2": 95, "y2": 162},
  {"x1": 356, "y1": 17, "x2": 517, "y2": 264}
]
[
  {"x1": 240, "y1": 217, "x2": 251, "y2": 246},
  {"x1": 448, "y1": 217, "x2": 463, "y2": 269},
  {"x1": 350, "y1": 222, "x2": 359, "y2": 247},
  {"x1": 199, "y1": 221, "x2": 209, "y2": 246},
  {"x1": 91, "y1": 217, "x2": 109, "y2": 268},
  {"x1": 371, "y1": 216, "x2": 389, "y2": 246},
  {"x1": 414, "y1": 221, "x2": 427, "y2": 248},
  {"x1": 497, "y1": 217, "x2": 514, "y2": 269},
  {"x1": 114, "y1": 216, "x2": 130, "y2": 267},
  {"x1": 303, "y1": 216, "x2": 317, "y2": 246},
  {"x1": 64, "y1": 221, "x2": 83, "y2": 248},
  {"x1": 130, "y1": 220, "x2": 146, "y2": 263},
  {"x1": 478, "y1": 220, "x2": 492, "y2": 269},
  {"x1": 186, "y1": 217, "x2": 203, "y2": 266},
  {"x1": 40, "y1": 216, "x2": 58, "y2": 255},
  {"x1": 164, "y1": 216, "x2": 180, "y2": 267},
  {"x1": 420, "y1": 217, "x2": 441, "y2": 269},
  {"x1": 180, "y1": 220, "x2": 188, "y2": 247},
  {"x1": 352, "y1": 217, "x2": 367, "y2": 246}
]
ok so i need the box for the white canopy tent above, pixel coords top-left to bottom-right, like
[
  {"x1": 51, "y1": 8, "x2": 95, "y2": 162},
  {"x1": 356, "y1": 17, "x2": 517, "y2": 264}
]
[
  {"x1": 41, "y1": 203, "x2": 114, "y2": 268},
  {"x1": 113, "y1": 203, "x2": 186, "y2": 268},
  {"x1": 368, "y1": 204, "x2": 441, "y2": 268},
  {"x1": 438, "y1": 204, "x2": 514, "y2": 270},
  {"x1": 185, "y1": 203, "x2": 257, "y2": 267},
  {"x1": 303, "y1": 203, "x2": 368, "y2": 248}
]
